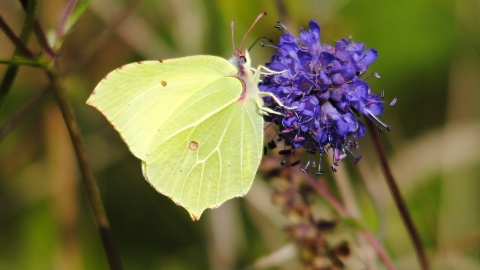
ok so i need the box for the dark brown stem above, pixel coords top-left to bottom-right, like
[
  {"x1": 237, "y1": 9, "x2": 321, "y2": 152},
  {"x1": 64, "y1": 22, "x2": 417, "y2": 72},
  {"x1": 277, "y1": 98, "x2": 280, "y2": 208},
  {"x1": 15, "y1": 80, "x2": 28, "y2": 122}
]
[
  {"x1": 365, "y1": 119, "x2": 429, "y2": 270},
  {"x1": 0, "y1": 14, "x2": 35, "y2": 58},
  {"x1": 47, "y1": 68, "x2": 123, "y2": 270}
]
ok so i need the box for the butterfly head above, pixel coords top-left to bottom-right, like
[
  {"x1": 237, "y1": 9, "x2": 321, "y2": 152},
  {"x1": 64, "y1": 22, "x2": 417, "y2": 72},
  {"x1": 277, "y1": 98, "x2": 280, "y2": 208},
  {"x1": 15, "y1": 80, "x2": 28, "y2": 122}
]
[
  {"x1": 229, "y1": 48, "x2": 251, "y2": 75},
  {"x1": 229, "y1": 12, "x2": 267, "y2": 75}
]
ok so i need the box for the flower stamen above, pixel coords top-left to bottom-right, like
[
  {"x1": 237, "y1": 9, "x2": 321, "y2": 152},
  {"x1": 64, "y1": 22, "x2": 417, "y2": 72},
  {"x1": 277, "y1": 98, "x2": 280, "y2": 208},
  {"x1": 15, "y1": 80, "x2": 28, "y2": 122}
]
[
  {"x1": 275, "y1": 19, "x2": 289, "y2": 34},
  {"x1": 365, "y1": 108, "x2": 391, "y2": 131}
]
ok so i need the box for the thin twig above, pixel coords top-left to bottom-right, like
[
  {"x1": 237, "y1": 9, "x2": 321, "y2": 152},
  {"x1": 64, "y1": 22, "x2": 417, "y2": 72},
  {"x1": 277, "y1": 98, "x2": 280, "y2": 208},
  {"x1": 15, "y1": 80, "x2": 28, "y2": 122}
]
[
  {"x1": 304, "y1": 174, "x2": 348, "y2": 216},
  {"x1": 47, "y1": 68, "x2": 123, "y2": 270},
  {"x1": 362, "y1": 230, "x2": 397, "y2": 270},
  {"x1": 0, "y1": 57, "x2": 48, "y2": 68},
  {"x1": 331, "y1": 165, "x2": 378, "y2": 268},
  {"x1": 0, "y1": 14, "x2": 35, "y2": 58},
  {"x1": 304, "y1": 174, "x2": 396, "y2": 270},
  {"x1": 0, "y1": 0, "x2": 37, "y2": 111},
  {"x1": 18, "y1": 0, "x2": 56, "y2": 58},
  {"x1": 56, "y1": 0, "x2": 78, "y2": 42},
  {"x1": 0, "y1": 86, "x2": 49, "y2": 142},
  {"x1": 12, "y1": 0, "x2": 122, "y2": 267},
  {"x1": 332, "y1": 163, "x2": 361, "y2": 218},
  {"x1": 365, "y1": 119, "x2": 429, "y2": 270},
  {"x1": 64, "y1": 0, "x2": 143, "y2": 74},
  {"x1": 34, "y1": 19, "x2": 55, "y2": 59}
]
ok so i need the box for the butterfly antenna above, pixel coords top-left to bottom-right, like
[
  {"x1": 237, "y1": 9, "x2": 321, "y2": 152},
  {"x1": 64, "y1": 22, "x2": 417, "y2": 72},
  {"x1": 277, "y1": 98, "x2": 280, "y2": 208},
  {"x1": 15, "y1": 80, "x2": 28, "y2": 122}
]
[
  {"x1": 239, "y1": 12, "x2": 268, "y2": 50},
  {"x1": 231, "y1": 20, "x2": 237, "y2": 52}
]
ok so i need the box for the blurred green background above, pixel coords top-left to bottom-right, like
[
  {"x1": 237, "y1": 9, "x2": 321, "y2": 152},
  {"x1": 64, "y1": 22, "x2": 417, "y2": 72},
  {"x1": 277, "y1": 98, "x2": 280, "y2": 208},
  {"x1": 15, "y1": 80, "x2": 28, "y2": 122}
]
[{"x1": 1, "y1": 0, "x2": 479, "y2": 269}]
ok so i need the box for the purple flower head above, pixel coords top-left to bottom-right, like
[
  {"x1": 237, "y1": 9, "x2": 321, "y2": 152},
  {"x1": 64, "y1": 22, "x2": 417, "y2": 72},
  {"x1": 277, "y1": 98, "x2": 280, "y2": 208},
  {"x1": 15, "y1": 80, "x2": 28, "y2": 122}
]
[{"x1": 260, "y1": 20, "x2": 393, "y2": 173}]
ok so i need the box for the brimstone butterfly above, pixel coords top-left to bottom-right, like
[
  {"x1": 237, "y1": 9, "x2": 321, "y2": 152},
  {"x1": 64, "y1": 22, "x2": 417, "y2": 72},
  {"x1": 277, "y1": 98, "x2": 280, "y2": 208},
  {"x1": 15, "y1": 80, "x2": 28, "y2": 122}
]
[{"x1": 87, "y1": 12, "x2": 285, "y2": 220}]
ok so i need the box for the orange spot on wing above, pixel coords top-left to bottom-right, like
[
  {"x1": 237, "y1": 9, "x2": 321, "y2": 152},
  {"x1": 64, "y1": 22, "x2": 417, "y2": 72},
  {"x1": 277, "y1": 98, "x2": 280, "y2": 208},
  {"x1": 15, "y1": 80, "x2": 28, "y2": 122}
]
[{"x1": 189, "y1": 141, "x2": 199, "y2": 150}]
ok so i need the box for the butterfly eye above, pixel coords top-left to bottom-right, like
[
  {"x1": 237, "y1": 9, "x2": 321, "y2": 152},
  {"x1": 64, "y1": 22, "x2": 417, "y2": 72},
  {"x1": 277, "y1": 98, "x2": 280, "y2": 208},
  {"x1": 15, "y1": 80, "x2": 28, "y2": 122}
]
[{"x1": 239, "y1": 56, "x2": 247, "y2": 64}]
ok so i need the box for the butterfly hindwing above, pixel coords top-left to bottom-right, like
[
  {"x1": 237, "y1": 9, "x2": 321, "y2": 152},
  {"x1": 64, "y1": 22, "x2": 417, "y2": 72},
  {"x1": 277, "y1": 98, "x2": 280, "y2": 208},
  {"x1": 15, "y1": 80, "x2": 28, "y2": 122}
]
[{"x1": 144, "y1": 77, "x2": 263, "y2": 219}]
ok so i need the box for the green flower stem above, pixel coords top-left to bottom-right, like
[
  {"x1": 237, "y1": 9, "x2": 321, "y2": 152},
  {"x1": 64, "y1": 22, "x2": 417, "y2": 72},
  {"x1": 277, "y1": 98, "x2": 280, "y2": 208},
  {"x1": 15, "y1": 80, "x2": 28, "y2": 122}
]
[
  {"x1": 0, "y1": 0, "x2": 37, "y2": 111},
  {"x1": 47, "y1": 68, "x2": 123, "y2": 270},
  {"x1": 365, "y1": 119, "x2": 430, "y2": 270},
  {"x1": 304, "y1": 174, "x2": 396, "y2": 270}
]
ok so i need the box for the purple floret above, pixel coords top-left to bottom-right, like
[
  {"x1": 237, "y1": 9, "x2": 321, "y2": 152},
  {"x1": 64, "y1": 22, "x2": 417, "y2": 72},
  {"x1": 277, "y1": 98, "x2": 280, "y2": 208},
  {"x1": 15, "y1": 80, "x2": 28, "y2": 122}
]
[{"x1": 260, "y1": 20, "x2": 391, "y2": 172}]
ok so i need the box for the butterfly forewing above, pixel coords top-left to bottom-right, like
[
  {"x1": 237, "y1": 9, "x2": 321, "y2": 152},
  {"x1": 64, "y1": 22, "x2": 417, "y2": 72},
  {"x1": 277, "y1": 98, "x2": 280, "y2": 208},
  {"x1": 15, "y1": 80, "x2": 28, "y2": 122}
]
[{"x1": 87, "y1": 56, "x2": 238, "y2": 160}]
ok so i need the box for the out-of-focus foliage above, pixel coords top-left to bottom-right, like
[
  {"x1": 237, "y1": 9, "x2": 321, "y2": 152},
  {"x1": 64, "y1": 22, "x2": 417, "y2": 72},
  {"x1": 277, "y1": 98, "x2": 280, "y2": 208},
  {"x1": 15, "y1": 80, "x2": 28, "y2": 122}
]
[{"x1": 0, "y1": 0, "x2": 479, "y2": 269}]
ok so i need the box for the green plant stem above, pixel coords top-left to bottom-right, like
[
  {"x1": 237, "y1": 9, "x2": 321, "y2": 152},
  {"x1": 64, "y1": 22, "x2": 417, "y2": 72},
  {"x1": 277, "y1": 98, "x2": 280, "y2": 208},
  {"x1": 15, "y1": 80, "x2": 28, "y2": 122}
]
[
  {"x1": 0, "y1": 0, "x2": 37, "y2": 111},
  {"x1": 0, "y1": 86, "x2": 49, "y2": 142},
  {"x1": 34, "y1": 19, "x2": 56, "y2": 59},
  {"x1": 365, "y1": 119, "x2": 429, "y2": 270},
  {"x1": 47, "y1": 68, "x2": 123, "y2": 270},
  {"x1": 18, "y1": 0, "x2": 55, "y2": 59},
  {"x1": 0, "y1": 57, "x2": 47, "y2": 68},
  {"x1": 56, "y1": 0, "x2": 77, "y2": 42},
  {"x1": 6, "y1": 0, "x2": 121, "y2": 267}
]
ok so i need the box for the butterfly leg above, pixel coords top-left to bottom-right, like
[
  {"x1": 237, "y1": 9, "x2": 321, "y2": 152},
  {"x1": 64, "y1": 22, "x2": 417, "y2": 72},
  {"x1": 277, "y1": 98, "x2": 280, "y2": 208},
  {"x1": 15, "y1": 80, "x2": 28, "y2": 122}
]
[
  {"x1": 252, "y1": 65, "x2": 295, "y2": 110},
  {"x1": 257, "y1": 101, "x2": 284, "y2": 116},
  {"x1": 252, "y1": 65, "x2": 285, "y2": 84},
  {"x1": 258, "y1": 91, "x2": 296, "y2": 110},
  {"x1": 252, "y1": 65, "x2": 295, "y2": 114}
]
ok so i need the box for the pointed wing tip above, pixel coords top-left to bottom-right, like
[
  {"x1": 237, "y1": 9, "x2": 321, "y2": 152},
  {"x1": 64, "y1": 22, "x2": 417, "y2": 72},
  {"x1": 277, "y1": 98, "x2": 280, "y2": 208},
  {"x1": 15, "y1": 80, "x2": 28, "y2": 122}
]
[
  {"x1": 173, "y1": 200, "x2": 204, "y2": 221},
  {"x1": 86, "y1": 98, "x2": 99, "y2": 109},
  {"x1": 86, "y1": 91, "x2": 98, "y2": 106},
  {"x1": 173, "y1": 190, "x2": 256, "y2": 222},
  {"x1": 186, "y1": 208, "x2": 203, "y2": 221}
]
